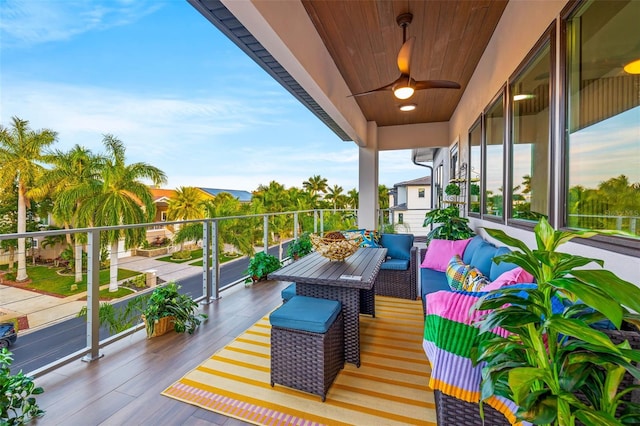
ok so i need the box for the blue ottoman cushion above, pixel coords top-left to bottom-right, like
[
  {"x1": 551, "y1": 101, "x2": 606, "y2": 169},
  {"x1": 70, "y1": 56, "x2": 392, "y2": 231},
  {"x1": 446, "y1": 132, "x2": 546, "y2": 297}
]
[
  {"x1": 281, "y1": 282, "x2": 296, "y2": 301},
  {"x1": 270, "y1": 295, "x2": 341, "y2": 334},
  {"x1": 380, "y1": 258, "x2": 410, "y2": 270}
]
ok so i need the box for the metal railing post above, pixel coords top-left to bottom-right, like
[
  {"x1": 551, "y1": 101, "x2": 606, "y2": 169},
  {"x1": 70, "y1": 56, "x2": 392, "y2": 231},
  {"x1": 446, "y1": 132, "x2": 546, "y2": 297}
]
[
  {"x1": 212, "y1": 219, "x2": 220, "y2": 300},
  {"x1": 202, "y1": 221, "x2": 212, "y2": 302},
  {"x1": 82, "y1": 230, "x2": 103, "y2": 362},
  {"x1": 263, "y1": 215, "x2": 269, "y2": 253},
  {"x1": 320, "y1": 210, "x2": 324, "y2": 234},
  {"x1": 293, "y1": 212, "x2": 298, "y2": 240},
  {"x1": 314, "y1": 210, "x2": 318, "y2": 233}
]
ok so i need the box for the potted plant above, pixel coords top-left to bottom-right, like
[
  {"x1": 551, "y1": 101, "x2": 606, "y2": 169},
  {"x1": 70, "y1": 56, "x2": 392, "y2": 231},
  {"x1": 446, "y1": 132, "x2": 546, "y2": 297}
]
[
  {"x1": 471, "y1": 218, "x2": 640, "y2": 425},
  {"x1": 1, "y1": 348, "x2": 45, "y2": 424},
  {"x1": 445, "y1": 182, "x2": 461, "y2": 196},
  {"x1": 78, "y1": 296, "x2": 146, "y2": 335},
  {"x1": 422, "y1": 205, "x2": 474, "y2": 243},
  {"x1": 245, "y1": 251, "x2": 281, "y2": 283},
  {"x1": 286, "y1": 232, "x2": 313, "y2": 260},
  {"x1": 142, "y1": 282, "x2": 207, "y2": 338}
]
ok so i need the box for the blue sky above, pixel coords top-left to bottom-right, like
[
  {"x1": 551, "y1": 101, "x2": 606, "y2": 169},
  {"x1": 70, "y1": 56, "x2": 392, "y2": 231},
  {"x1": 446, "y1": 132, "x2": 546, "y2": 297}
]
[{"x1": 0, "y1": 0, "x2": 423, "y2": 192}]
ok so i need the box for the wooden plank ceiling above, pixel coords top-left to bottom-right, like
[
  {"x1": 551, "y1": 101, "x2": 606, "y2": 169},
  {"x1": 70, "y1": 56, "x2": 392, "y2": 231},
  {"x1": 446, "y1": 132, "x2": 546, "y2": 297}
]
[{"x1": 302, "y1": 0, "x2": 508, "y2": 127}]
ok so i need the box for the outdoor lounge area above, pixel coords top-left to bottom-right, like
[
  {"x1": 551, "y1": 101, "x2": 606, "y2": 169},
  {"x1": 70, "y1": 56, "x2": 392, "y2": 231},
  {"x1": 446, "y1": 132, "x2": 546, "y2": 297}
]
[{"x1": 1, "y1": 0, "x2": 639, "y2": 425}]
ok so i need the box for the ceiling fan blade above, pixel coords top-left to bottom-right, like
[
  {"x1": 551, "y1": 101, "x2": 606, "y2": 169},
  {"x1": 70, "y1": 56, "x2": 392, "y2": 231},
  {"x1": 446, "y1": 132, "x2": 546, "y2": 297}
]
[
  {"x1": 414, "y1": 80, "x2": 461, "y2": 90},
  {"x1": 348, "y1": 81, "x2": 395, "y2": 97},
  {"x1": 397, "y1": 36, "x2": 415, "y2": 75}
]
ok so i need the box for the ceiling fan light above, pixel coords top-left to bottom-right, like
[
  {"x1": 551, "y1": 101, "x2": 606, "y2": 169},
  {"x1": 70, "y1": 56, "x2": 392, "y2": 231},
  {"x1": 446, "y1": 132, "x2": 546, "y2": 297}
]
[
  {"x1": 394, "y1": 86, "x2": 414, "y2": 99},
  {"x1": 623, "y1": 58, "x2": 640, "y2": 74},
  {"x1": 399, "y1": 104, "x2": 416, "y2": 111}
]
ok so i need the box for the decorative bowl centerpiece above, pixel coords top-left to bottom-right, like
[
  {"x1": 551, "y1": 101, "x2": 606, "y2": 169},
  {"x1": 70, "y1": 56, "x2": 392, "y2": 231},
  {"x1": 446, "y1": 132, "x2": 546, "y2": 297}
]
[{"x1": 310, "y1": 231, "x2": 362, "y2": 261}]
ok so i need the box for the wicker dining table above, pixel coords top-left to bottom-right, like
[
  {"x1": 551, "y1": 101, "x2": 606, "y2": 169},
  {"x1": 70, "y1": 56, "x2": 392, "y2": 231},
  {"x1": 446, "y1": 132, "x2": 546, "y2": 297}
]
[{"x1": 268, "y1": 247, "x2": 387, "y2": 367}]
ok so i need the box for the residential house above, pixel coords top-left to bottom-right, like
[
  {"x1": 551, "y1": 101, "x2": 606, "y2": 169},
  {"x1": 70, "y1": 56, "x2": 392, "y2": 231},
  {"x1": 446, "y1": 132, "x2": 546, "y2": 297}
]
[{"x1": 388, "y1": 176, "x2": 431, "y2": 235}]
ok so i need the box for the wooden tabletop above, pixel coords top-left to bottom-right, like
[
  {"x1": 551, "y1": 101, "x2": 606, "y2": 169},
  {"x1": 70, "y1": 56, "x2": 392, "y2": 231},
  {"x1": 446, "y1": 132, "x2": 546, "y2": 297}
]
[{"x1": 268, "y1": 247, "x2": 388, "y2": 290}]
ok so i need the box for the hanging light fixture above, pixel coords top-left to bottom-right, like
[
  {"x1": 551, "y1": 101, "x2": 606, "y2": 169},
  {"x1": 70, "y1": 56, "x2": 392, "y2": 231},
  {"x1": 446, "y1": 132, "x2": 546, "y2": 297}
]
[
  {"x1": 393, "y1": 75, "x2": 414, "y2": 99},
  {"x1": 623, "y1": 58, "x2": 640, "y2": 74},
  {"x1": 399, "y1": 104, "x2": 416, "y2": 111}
]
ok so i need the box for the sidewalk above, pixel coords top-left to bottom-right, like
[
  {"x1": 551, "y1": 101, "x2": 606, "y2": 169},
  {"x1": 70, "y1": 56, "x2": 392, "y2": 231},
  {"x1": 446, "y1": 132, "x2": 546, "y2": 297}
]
[{"x1": 0, "y1": 254, "x2": 203, "y2": 332}]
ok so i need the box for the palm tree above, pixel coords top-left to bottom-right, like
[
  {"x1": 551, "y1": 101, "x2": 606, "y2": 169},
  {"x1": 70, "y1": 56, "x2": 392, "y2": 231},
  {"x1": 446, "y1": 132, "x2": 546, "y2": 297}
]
[
  {"x1": 325, "y1": 184, "x2": 344, "y2": 209},
  {"x1": 205, "y1": 193, "x2": 254, "y2": 257},
  {"x1": 167, "y1": 186, "x2": 205, "y2": 221},
  {"x1": 253, "y1": 181, "x2": 292, "y2": 254},
  {"x1": 302, "y1": 175, "x2": 328, "y2": 197},
  {"x1": 34, "y1": 145, "x2": 104, "y2": 283},
  {"x1": 346, "y1": 188, "x2": 358, "y2": 209},
  {"x1": 80, "y1": 135, "x2": 166, "y2": 291},
  {"x1": 0, "y1": 117, "x2": 57, "y2": 282}
]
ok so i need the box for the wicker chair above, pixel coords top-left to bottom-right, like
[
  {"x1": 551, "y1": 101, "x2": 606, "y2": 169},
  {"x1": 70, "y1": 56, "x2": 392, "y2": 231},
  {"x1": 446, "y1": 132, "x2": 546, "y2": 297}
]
[{"x1": 374, "y1": 245, "x2": 418, "y2": 300}]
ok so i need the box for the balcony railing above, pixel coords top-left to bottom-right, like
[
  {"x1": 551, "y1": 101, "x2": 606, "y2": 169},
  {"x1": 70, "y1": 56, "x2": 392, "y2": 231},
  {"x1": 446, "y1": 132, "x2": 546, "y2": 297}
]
[{"x1": 0, "y1": 208, "x2": 367, "y2": 377}]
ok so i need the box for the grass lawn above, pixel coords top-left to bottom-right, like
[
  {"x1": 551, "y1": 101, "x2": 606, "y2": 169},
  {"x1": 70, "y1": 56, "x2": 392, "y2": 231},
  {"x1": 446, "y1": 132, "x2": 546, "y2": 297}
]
[
  {"x1": 189, "y1": 252, "x2": 242, "y2": 267},
  {"x1": 3, "y1": 265, "x2": 140, "y2": 297},
  {"x1": 156, "y1": 248, "x2": 204, "y2": 263},
  {"x1": 155, "y1": 248, "x2": 241, "y2": 266},
  {"x1": 98, "y1": 286, "x2": 137, "y2": 300}
]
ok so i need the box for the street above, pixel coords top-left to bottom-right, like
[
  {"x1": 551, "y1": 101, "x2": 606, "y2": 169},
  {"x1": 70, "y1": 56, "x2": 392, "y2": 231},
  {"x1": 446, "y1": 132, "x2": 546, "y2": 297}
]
[{"x1": 9, "y1": 243, "x2": 289, "y2": 374}]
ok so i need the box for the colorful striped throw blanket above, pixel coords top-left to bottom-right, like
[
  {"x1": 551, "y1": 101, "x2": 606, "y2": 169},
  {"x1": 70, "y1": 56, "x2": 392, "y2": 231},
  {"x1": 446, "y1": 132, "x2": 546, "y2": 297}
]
[{"x1": 422, "y1": 289, "x2": 528, "y2": 425}]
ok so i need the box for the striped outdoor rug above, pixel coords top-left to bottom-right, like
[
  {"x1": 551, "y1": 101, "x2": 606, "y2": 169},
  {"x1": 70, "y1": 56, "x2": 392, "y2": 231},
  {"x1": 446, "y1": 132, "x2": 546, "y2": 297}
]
[{"x1": 162, "y1": 296, "x2": 436, "y2": 425}]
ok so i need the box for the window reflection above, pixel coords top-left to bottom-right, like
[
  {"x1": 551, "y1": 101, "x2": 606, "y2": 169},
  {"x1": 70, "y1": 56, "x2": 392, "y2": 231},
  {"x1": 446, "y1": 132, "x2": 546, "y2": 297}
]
[
  {"x1": 510, "y1": 42, "x2": 551, "y2": 222},
  {"x1": 484, "y1": 95, "x2": 505, "y2": 218},
  {"x1": 469, "y1": 121, "x2": 482, "y2": 214},
  {"x1": 566, "y1": 0, "x2": 640, "y2": 238}
]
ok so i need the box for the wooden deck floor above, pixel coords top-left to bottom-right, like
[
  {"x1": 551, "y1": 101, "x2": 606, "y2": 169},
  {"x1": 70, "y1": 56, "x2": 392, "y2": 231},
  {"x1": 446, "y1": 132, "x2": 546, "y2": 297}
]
[{"x1": 32, "y1": 280, "x2": 291, "y2": 426}]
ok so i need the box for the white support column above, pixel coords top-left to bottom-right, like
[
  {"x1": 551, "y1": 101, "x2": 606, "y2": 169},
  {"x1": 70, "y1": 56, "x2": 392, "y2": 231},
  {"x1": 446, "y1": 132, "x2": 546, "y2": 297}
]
[{"x1": 358, "y1": 121, "x2": 379, "y2": 230}]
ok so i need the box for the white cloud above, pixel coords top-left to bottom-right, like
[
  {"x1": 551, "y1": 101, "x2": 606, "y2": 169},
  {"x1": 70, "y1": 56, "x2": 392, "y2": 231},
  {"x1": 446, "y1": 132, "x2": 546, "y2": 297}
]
[{"x1": 0, "y1": 0, "x2": 163, "y2": 47}]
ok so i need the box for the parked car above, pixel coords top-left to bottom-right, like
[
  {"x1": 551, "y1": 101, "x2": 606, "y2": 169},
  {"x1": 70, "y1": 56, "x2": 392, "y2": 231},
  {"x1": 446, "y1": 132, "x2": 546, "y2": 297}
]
[{"x1": 0, "y1": 322, "x2": 17, "y2": 348}]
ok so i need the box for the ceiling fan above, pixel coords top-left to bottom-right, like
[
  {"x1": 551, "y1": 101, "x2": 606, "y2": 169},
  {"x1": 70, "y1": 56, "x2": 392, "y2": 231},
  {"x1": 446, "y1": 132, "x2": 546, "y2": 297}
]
[{"x1": 350, "y1": 13, "x2": 461, "y2": 100}]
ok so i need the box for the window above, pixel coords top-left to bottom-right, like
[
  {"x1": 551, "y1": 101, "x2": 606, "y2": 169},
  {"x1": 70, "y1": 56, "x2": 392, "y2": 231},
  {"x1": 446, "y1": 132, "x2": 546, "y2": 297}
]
[
  {"x1": 483, "y1": 93, "x2": 505, "y2": 218},
  {"x1": 510, "y1": 37, "x2": 552, "y2": 222},
  {"x1": 161, "y1": 211, "x2": 167, "y2": 221},
  {"x1": 418, "y1": 188, "x2": 425, "y2": 198},
  {"x1": 468, "y1": 118, "x2": 482, "y2": 214},
  {"x1": 398, "y1": 213, "x2": 404, "y2": 224},
  {"x1": 565, "y1": 1, "x2": 640, "y2": 240},
  {"x1": 450, "y1": 143, "x2": 459, "y2": 179}
]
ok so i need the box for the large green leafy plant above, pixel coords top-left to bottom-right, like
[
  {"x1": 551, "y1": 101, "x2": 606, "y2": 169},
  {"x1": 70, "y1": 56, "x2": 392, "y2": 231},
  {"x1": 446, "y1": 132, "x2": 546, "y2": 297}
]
[
  {"x1": 1, "y1": 349, "x2": 44, "y2": 425},
  {"x1": 471, "y1": 218, "x2": 640, "y2": 425},
  {"x1": 245, "y1": 251, "x2": 281, "y2": 283},
  {"x1": 422, "y1": 205, "x2": 474, "y2": 243},
  {"x1": 142, "y1": 282, "x2": 207, "y2": 337},
  {"x1": 286, "y1": 232, "x2": 313, "y2": 259}
]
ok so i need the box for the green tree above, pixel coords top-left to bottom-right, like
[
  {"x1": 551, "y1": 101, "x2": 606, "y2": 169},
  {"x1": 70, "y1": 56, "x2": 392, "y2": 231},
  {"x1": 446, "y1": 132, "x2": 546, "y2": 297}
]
[
  {"x1": 302, "y1": 175, "x2": 328, "y2": 197},
  {"x1": 252, "y1": 181, "x2": 292, "y2": 255},
  {"x1": 325, "y1": 184, "x2": 345, "y2": 209},
  {"x1": 347, "y1": 188, "x2": 358, "y2": 209},
  {"x1": 80, "y1": 135, "x2": 166, "y2": 291},
  {"x1": 378, "y1": 184, "x2": 390, "y2": 210},
  {"x1": 205, "y1": 192, "x2": 254, "y2": 257},
  {"x1": 167, "y1": 186, "x2": 205, "y2": 221},
  {"x1": 34, "y1": 145, "x2": 104, "y2": 283},
  {"x1": 0, "y1": 117, "x2": 57, "y2": 282}
]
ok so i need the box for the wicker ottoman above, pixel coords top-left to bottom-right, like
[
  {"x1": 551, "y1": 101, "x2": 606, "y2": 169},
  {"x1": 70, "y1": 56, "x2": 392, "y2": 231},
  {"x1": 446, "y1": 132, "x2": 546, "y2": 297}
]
[{"x1": 269, "y1": 295, "x2": 344, "y2": 401}]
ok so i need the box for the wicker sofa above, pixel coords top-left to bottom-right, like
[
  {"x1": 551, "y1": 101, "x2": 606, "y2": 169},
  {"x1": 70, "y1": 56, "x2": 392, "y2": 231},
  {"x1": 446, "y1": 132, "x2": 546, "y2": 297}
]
[{"x1": 374, "y1": 233, "x2": 417, "y2": 300}]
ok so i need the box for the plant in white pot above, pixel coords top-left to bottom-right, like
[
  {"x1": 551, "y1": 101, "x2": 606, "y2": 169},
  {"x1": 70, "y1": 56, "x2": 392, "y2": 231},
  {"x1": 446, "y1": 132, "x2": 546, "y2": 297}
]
[{"x1": 471, "y1": 218, "x2": 640, "y2": 425}]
